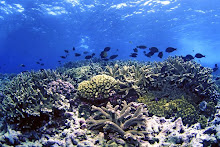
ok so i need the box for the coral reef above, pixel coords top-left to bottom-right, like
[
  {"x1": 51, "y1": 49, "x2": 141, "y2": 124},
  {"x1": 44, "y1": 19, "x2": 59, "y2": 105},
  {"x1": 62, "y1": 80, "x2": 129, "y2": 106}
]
[
  {"x1": 77, "y1": 74, "x2": 119, "y2": 103},
  {"x1": 151, "y1": 56, "x2": 217, "y2": 101},
  {"x1": 0, "y1": 69, "x2": 75, "y2": 129},
  {"x1": 86, "y1": 101, "x2": 148, "y2": 146}
]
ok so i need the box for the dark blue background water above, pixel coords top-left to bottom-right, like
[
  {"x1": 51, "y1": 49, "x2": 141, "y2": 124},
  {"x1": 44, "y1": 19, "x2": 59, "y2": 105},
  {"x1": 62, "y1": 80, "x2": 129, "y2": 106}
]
[{"x1": 0, "y1": 0, "x2": 220, "y2": 73}]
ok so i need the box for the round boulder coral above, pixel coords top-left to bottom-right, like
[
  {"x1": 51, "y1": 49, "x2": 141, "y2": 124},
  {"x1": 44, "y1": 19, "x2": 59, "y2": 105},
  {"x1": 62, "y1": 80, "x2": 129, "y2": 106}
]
[{"x1": 77, "y1": 74, "x2": 119, "y2": 101}]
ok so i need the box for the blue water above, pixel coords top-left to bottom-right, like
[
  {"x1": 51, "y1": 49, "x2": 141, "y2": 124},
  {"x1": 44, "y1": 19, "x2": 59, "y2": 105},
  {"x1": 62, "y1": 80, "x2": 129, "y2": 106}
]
[{"x1": 0, "y1": 0, "x2": 220, "y2": 73}]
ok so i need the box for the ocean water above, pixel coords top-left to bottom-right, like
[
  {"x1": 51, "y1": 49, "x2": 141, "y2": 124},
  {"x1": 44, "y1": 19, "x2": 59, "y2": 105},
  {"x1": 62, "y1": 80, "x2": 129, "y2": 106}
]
[{"x1": 0, "y1": 0, "x2": 220, "y2": 73}]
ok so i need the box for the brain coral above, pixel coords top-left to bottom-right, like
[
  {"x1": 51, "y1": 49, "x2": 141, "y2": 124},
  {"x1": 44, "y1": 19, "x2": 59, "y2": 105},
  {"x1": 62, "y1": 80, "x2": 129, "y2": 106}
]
[{"x1": 77, "y1": 74, "x2": 119, "y2": 101}]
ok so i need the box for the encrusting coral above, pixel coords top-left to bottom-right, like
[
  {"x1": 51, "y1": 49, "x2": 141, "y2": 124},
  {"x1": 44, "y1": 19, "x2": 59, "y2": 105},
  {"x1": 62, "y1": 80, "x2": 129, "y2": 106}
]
[
  {"x1": 77, "y1": 74, "x2": 119, "y2": 102},
  {"x1": 86, "y1": 101, "x2": 148, "y2": 146}
]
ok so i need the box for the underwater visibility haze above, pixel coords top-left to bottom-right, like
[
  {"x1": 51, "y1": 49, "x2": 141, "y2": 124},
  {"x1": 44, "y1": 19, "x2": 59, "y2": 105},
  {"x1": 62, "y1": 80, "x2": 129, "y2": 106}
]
[
  {"x1": 0, "y1": 0, "x2": 220, "y2": 146},
  {"x1": 0, "y1": 0, "x2": 220, "y2": 73}
]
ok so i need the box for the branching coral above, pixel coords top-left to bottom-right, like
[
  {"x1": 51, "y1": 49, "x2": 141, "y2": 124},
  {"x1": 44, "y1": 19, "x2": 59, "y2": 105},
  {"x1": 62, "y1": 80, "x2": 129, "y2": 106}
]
[
  {"x1": 86, "y1": 101, "x2": 148, "y2": 146},
  {"x1": 77, "y1": 74, "x2": 119, "y2": 102},
  {"x1": 0, "y1": 69, "x2": 74, "y2": 129}
]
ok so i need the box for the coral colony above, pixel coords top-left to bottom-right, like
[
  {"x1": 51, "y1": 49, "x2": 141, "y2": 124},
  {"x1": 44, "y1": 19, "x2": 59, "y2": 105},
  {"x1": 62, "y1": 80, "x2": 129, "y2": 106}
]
[{"x1": 0, "y1": 56, "x2": 220, "y2": 146}]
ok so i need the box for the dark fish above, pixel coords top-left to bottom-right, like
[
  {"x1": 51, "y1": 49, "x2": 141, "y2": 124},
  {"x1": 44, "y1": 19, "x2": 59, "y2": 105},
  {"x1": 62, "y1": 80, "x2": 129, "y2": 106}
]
[
  {"x1": 104, "y1": 47, "x2": 111, "y2": 51},
  {"x1": 91, "y1": 53, "x2": 95, "y2": 57},
  {"x1": 58, "y1": 60, "x2": 61, "y2": 62},
  {"x1": 40, "y1": 63, "x2": 44, "y2": 66},
  {"x1": 182, "y1": 54, "x2": 194, "y2": 61},
  {"x1": 145, "y1": 51, "x2": 154, "y2": 57},
  {"x1": 20, "y1": 64, "x2": 25, "y2": 67},
  {"x1": 36, "y1": 61, "x2": 40, "y2": 64},
  {"x1": 130, "y1": 53, "x2": 138, "y2": 57},
  {"x1": 133, "y1": 48, "x2": 138, "y2": 52},
  {"x1": 213, "y1": 64, "x2": 218, "y2": 72},
  {"x1": 216, "y1": 77, "x2": 220, "y2": 80},
  {"x1": 136, "y1": 45, "x2": 147, "y2": 49},
  {"x1": 75, "y1": 53, "x2": 81, "y2": 57},
  {"x1": 116, "y1": 49, "x2": 119, "y2": 51},
  {"x1": 149, "y1": 47, "x2": 159, "y2": 53},
  {"x1": 85, "y1": 55, "x2": 92, "y2": 59},
  {"x1": 72, "y1": 47, "x2": 75, "y2": 51},
  {"x1": 195, "y1": 53, "x2": 205, "y2": 58},
  {"x1": 39, "y1": 59, "x2": 42, "y2": 61},
  {"x1": 83, "y1": 51, "x2": 89, "y2": 54},
  {"x1": 100, "y1": 51, "x2": 108, "y2": 58},
  {"x1": 64, "y1": 50, "x2": 69, "y2": 53},
  {"x1": 109, "y1": 55, "x2": 118, "y2": 59},
  {"x1": 60, "y1": 56, "x2": 66, "y2": 59},
  {"x1": 158, "y1": 51, "x2": 163, "y2": 58},
  {"x1": 166, "y1": 47, "x2": 177, "y2": 53}
]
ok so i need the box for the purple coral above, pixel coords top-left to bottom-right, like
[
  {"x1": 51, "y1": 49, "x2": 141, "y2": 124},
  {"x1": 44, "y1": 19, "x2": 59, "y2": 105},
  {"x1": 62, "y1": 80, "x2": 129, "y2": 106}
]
[{"x1": 47, "y1": 79, "x2": 76, "y2": 98}]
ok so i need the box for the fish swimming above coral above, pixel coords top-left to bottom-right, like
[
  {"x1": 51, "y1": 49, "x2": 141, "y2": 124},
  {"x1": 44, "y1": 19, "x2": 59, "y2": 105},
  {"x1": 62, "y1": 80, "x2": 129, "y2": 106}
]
[
  {"x1": 130, "y1": 53, "x2": 138, "y2": 57},
  {"x1": 145, "y1": 51, "x2": 154, "y2": 57},
  {"x1": 133, "y1": 48, "x2": 138, "y2": 52},
  {"x1": 60, "y1": 55, "x2": 67, "y2": 59},
  {"x1": 75, "y1": 53, "x2": 81, "y2": 57},
  {"x1": 104, "y1": 47, "x2": 111, "y2": 51},
  {"x1": 20, "y1": 64, "x2": 25, "y2": 67},
  {"x1": 213, "y1": 64, "x2": 218, "y2": 72},
  {"x1": 64, "y1": 50, "x2": 69, "y2": 53},
  {"x1": 109, "y1": 54, "x2": 118, "y2": 59},
  {"x1": 100, "y1": 51, "x2": 108, "y2": 59},
  {"x1": 182, "y1": 54, "x2": 194, "y2": 61},
  {"x1": 195, "y1": 53, "x2": 205, "y2": 58},
  {"x1": 166, "y1": 47, "x2": 177, "y2": 53},
  {"x1": 72, "y1": 47, "x2": 76, "y2": 51},
  {"x1": 158, "y1": 51, "x2": 163, "y2": 58},
  {"x1": 136, "y1": 45, "x2": 147, "y2": 49},
  {"x1": 85, "y1": 55, "x2": 92, "y2": 59},
  {"x1": 149, "y1": 47, "x2": 159, "y2": 53}
]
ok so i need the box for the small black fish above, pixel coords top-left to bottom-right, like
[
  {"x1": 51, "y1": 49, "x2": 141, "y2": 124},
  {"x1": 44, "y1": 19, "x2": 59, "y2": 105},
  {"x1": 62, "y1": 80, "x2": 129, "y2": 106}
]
[
  {"x1": 85, "y1": 55, "x2": 92, "y2": 59},
  {"x1": 60, "y1": 56, "x2": 66, "y2": 59},
  {"x1": 133, "y1": 48, "x2": 138, "y2": 52},
  {"x1": 91, "y1": 53, "x2": 95, "y2": 57},
  {"x1": 213, "y1": 64, "x2": 218, "y2": 72},
  {"x1": 39, "y1": 59, "x2": 42, "y2": 61},
  {"x1": 109, "y1": 55, "x2": 118, "y2": 59},
  {"x1": 136, "y1": 45, "x2": 147, "y2": 49},
  {"x1": 40, "y1": 63, "x2": 44, "y2": 66},
  {"x1": 182, "y1": 54, "x2": 194, "y2": 61},
  {"x1": 145, "y1": 51, "x2": 154, "y2": 57},
  {"x1": 104, "y1": 47, "x2": 111, "y2": 51},
  {"x1": 149, "y1": 47, "x2": 159, "y2": 53},
  {"x1": 83, "y1": 51, "x2": 89, "y2": 54},
  {"x1": 58, "y1": 60, "x2": 61, "y2": 62},
  {"x1": 64, "y1": 50, "x2": 69, "y2": 53},
  {"x1": 75, "y1": 53, "x2": 81, "y2": 57},
  {"x1": 130, "y1": 53, "x2": 138, "y2": 57},
  {"x1": 215, "y1": 77, "x2": 220, "y2": 80},
  {"x1": 195, "y1": 53, "x2": 205, "y2": 58},
  {"x1": 20, "y1": 64, "x2": 25, "y2": 67},
  {"x1": 100, "y1": 51, "x2": 108, "y2": 58},
  {"x1": 166, "y1": 47, "x2": 177, "y2": 53},
  {"x1": 158, "y1": 51, "x2": 163, "y2": 58},
  {"x1": 72, "y1": 47, "x2": 76, "y2": 51},
  {"x1": 36, "y1": 61, "x2": 40, "y2": 64}
]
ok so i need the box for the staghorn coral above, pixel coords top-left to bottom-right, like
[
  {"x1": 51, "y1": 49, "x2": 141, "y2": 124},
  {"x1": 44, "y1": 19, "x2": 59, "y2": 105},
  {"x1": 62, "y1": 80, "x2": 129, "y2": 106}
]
[
  {"x1": 86, "y1": 101, "x2": 148, "y2": 146},
  {"x1": 150, "y1": 56, "x2": 217, "y2": 101},
  {"x1": 77, "y1": 74, "x2": 119, "y2": 102},
  {"x1": 0, "y1": 69, "x2": 75, "y2": 129},
  {"x1": 104, "y1": 62, "x2": 155, "y2": 97}
]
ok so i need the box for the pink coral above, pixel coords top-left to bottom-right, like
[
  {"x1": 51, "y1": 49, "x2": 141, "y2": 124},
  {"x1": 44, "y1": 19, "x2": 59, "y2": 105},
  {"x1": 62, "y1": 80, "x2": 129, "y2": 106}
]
[{"x1": 47, "y1": 79, "x2": 76, "y2": 98}]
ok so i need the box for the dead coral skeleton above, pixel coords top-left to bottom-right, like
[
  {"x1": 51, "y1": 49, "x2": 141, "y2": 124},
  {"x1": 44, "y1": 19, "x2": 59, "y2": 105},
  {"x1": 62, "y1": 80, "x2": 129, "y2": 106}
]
[{"x1": 86, "y1": 101, "x2": 148, "y2": 145}]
